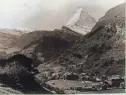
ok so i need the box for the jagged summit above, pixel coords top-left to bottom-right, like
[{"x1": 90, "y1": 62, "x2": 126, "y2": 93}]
[
  {"x1": 66, "y1": 7, "x2": 84, "y2": 26},
  {"x1": 66, "y1": 7, "x2": 95, "y2": 27},
  {"x1": 65, "y1": 7, "x2": 96, "y2": 35}
]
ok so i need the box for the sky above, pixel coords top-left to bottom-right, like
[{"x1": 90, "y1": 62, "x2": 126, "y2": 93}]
[{"x1": 0, "y1": 0, "x2": 125, "y2": 30}]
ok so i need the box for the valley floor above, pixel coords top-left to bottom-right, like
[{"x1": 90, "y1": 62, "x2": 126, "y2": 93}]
[{"x1": 45, "y1": 80, "x2": 125, "y2": 94}]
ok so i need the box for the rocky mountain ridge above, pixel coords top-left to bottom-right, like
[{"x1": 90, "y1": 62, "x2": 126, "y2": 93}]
[{"x1": 0, "y1": 28, "x2": 32, "y2": 55}]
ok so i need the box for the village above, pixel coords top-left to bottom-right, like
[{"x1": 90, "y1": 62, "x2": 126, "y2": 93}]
[{"x1": 41, "y1": 72, "x2": 125, "y2": 94}]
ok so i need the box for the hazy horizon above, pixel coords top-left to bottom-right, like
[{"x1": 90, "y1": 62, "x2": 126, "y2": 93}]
[{"x1": 0, "y1": 0, "x2": 125, "y2": 30}]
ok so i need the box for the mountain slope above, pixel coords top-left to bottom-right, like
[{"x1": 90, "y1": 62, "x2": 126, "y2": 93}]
[
  {"x1": 0, "y1": 28, "x2": 32, "y2": 55},
  {"x1": 64, "y1": 7, "x2": 96, "y2": 35},
  {"x1": 0, "y1": 54, "x2": 52, "y2": 94},
  {"x1": 10, "y1": 29, "x2": 82, "y2": 64},
  {"x1": 44, "y1": 3, "x2": 125, "y2": 76}
]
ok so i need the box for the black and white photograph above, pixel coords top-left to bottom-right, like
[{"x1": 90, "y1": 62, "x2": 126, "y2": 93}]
[{"x1": 0, "y1": 0, "x2": 125, "y2": 94}]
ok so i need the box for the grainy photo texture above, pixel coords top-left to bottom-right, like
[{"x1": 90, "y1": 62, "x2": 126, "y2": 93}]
[{"x1": 0, "y1": 0, "x2": 125, "y2": 94}]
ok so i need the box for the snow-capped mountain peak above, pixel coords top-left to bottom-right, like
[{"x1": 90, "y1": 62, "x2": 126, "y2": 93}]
[
  {"x1": 66, "y1": 8, "x2": 83, "y2": 26},
  {"x1": 65, "y1": 7, "x2": 96, "y2": 35}
]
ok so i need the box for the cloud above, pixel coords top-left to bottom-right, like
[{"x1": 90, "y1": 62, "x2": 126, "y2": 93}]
[{"x1": 0, "y1": 0, "x2": 125, "y2": 30}]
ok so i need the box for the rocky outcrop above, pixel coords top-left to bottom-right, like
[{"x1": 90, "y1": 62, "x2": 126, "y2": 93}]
[{"x1": 0, "y1": 54, "x2": 51, "y2": 93}]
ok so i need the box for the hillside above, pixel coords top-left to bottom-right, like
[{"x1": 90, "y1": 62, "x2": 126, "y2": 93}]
[
  {"x1": 10, "y1": 29, "x2": 82, "y2": 63},
  {"x1": 62, "y1": 3, "x2": 125, "y2": 76},
  {"x1": 39, "y1": 3, "x2": 125, "y2": 77},
  {"x1": 0, "y1": 54, "x2": 52, "y2": 94},
  {"x1": 0, "y1": 28, "x2": 32, "y2": 55}
]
